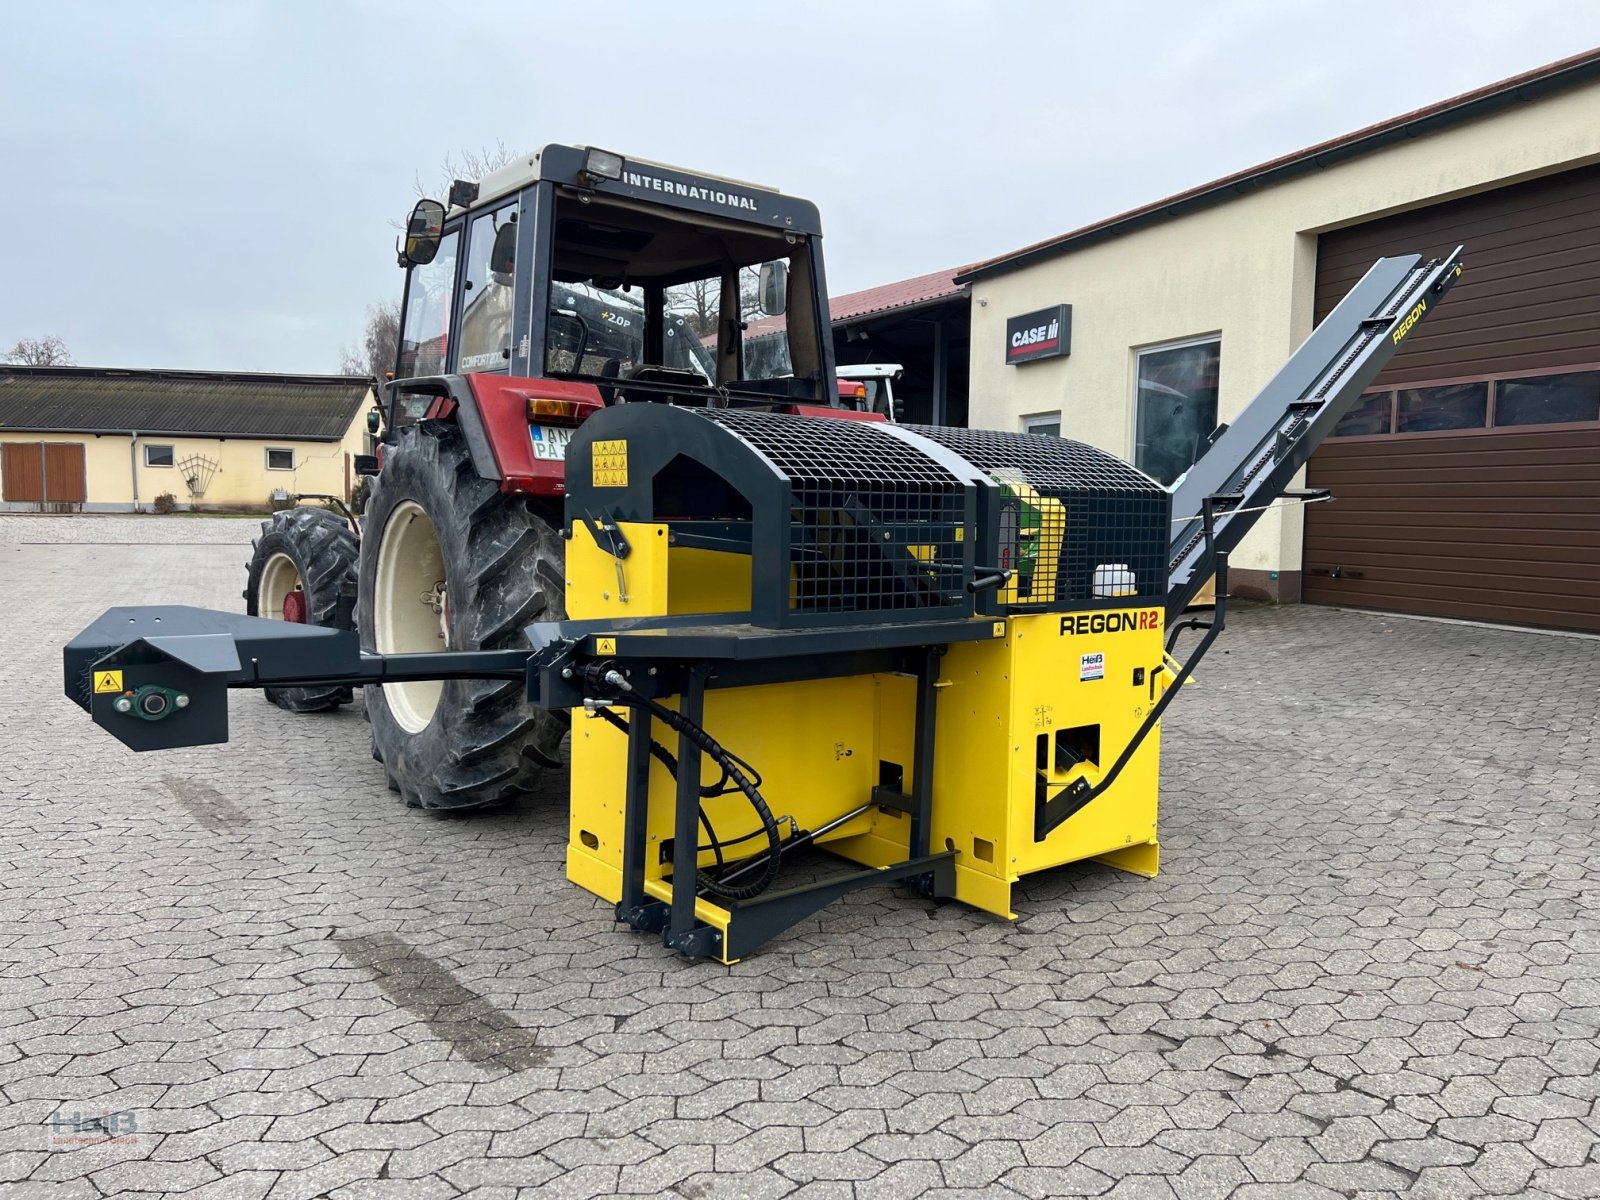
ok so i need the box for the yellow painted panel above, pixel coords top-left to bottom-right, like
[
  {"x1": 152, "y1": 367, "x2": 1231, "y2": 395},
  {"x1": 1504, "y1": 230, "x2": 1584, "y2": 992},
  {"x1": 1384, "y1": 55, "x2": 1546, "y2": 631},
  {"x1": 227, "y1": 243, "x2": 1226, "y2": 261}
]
[
  {"x1": 667, "y1": 545, "x2": 752, "y2": 614},
  {"x1": 565, "y1": 521, "x2": 668, "y2": 619},
  {"x1": 568, "y1": 675, "x2": 899, "y2": 897},
  {"x1": 929, "y1": 607, "x2": 1166, "y2": 918}
]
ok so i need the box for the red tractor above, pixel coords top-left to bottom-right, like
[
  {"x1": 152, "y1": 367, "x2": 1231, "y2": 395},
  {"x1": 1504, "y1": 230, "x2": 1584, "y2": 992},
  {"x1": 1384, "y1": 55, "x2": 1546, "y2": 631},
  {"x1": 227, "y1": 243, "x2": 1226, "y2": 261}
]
[{"x1": 244, "y1": 146, "x2": 851, "y2": 810}]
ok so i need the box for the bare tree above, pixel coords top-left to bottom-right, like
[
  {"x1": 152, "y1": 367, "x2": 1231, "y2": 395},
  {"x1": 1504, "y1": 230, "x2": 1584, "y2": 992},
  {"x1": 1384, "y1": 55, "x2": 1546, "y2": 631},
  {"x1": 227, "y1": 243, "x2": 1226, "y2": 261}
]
[
  {"x1": 5, "y1": 334, "x2": 73, "y2": 366},
  {"x1": 339, "y1": 301, "x2": 401, "y2": 379},
  {"x1": 417, "y1": 140, "x2": 524, "y2": 201},
  {"x1": 669, "y1": 278, "x2": 720, "y2": 338},
  {"x1": 669, "y1": 270, "x2": 772, "y2": 338},
  {"x1": 352, "y1": 146, "x2": 526, "y2": 378}
]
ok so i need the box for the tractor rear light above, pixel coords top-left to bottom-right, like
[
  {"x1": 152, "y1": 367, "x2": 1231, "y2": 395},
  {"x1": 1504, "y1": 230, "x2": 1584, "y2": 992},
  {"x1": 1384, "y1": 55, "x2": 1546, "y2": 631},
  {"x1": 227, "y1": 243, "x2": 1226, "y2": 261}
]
[{"x1": 529, "y1": 397, "x2": 583, "y2": 424}]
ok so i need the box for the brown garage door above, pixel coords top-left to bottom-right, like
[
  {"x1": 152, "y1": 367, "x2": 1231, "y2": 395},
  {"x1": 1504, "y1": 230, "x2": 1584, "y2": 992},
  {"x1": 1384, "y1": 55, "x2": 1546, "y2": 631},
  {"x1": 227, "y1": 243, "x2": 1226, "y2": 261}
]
[
  {"x1": 1, "y1": 442, "x2": 87, "y2": 511},
  {"x1": 1306, "y1": 164, "x2": 1600, "y2": 632}
]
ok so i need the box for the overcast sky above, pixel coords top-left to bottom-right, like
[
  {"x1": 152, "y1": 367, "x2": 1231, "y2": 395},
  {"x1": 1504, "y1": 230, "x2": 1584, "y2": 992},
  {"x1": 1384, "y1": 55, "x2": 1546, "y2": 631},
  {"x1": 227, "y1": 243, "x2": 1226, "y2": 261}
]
[{"x1": 3, "y1": 1, "x2": 1597, "y2": 374}]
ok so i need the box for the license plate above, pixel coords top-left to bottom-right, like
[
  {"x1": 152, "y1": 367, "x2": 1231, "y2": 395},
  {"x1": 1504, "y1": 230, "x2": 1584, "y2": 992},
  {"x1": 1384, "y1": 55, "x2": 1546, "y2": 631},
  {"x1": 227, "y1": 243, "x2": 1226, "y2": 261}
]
[{"x1": 530, "y1": 425, "x2": 572, "y2": 461}]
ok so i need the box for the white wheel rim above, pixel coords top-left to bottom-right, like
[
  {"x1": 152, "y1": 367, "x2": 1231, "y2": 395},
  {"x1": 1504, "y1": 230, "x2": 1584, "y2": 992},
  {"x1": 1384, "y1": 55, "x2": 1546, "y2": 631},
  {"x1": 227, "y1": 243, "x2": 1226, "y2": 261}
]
[
  {"x1": 260, "y1": 552, "x2": 303, "y2": 621},
  {"x1": 375, "y1": 500, "x2": 447, "y2": 733}
]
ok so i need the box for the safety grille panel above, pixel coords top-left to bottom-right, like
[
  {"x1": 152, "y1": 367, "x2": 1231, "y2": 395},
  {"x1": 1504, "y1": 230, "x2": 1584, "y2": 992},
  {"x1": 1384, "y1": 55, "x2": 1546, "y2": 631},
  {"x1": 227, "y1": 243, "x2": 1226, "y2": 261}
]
[
  {"x1": 907, "y1": 425, "x2": 1171, "y2": 606},
  {"x1": 698, "y1": 411, "x2": 971, "y2": 618}
]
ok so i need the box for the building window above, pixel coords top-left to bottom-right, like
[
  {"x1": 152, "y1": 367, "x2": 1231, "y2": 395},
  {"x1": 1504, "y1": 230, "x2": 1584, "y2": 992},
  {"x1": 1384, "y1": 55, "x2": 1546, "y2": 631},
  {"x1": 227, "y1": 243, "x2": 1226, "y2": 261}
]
[
  {"x1": 1134, "y1": 337, "x2": 1220, "y2": 486},
  {"x1": 265, "y1": 448, "x2": 295, "y2": 471},
  {"x1": 1396, "y1": 382, "x2": 1488, "y2": 433},
  {"x1": 1495, "y1": 371, "x2": 1600, "y2": 426},
  {"x1": 1331, "y1": 391, "x2": 1394, "y2": 437},
  {"x1": 1023, "y1": 413, "x2": 1061, "y2": 437},
  {"x1": 144, "y1": 444, "x2": 175, "y2": 467},
  {"x1": 1323, "y1": 367, "x2": 1600, "y2": 440}
]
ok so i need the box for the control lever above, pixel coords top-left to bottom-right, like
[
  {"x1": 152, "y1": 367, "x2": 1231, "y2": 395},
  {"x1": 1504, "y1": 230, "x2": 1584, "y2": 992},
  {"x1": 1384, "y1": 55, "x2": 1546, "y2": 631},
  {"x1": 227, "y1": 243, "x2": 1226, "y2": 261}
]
[{"x1": 966, "y1": 567, "x2": 1013, "y2": 595}]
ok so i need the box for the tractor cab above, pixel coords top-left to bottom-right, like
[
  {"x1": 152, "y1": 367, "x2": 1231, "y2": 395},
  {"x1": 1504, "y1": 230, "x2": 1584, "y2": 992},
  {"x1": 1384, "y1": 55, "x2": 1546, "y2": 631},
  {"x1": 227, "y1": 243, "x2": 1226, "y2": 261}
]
[{"x1": 393, "y1": 145, "x2": 836, "y2": 417}]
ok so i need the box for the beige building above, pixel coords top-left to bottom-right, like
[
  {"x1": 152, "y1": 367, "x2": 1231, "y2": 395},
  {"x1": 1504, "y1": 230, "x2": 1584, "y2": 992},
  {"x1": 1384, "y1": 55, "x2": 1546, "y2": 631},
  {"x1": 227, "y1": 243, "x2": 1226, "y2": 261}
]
[
  {"x1": 959, "y1": 49, "x2": 1600, "y2": 631},
  {"x1": 0, "y1": 367, "x2": 373, "y2": 512}
]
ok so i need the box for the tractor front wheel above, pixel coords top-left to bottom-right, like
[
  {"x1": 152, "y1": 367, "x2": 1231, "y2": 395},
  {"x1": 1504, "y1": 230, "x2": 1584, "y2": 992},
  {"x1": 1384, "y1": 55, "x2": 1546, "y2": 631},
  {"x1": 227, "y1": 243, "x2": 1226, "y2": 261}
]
[
  {"x1": 360, "y1": 422, "x2": 567, "y2": 810},
  {"x1": 244, "y1": 507, "x2": 360, "y2": 712}
]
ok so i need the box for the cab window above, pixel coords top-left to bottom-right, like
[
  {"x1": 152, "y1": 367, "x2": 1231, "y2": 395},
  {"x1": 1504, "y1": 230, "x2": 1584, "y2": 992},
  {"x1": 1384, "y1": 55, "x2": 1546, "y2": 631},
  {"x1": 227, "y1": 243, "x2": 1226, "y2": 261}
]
[
  {"x1": 395, "y1": 227, "x2": 460, "y2": 380},
  {"x1": 458, "y1": 206, "x2": 517, "y2": 372},
  {"x1": 541, "y1": 191, "x2": 814, "y2": 399}
]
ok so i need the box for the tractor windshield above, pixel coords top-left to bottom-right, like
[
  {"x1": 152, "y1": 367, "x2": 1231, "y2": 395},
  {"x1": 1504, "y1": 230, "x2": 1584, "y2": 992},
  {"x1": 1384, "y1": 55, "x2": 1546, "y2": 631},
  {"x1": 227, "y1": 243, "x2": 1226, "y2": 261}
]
[
  {"x1": 546, "y1": 282, "x2": 715, "y2": 380},
  {"x1": 542, "y1": 192, "x2": 817, "y2": 399}
]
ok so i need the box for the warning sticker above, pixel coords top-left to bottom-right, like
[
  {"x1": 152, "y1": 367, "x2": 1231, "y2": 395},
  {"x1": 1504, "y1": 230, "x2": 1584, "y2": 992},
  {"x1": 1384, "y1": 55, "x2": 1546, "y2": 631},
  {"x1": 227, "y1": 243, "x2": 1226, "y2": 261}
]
[
  {"x1": 592, "y1": 439, "x2": 629, "y2": 487},
  {"x1": 93, "y1": 669, "x2": 124, "y2": 694},
  {"x1": 596, "y1": 636, "x2": 617, "y2": 655},
  {"x1": 1079, "y1": 652, "x2": 1104, "y2": 683}
]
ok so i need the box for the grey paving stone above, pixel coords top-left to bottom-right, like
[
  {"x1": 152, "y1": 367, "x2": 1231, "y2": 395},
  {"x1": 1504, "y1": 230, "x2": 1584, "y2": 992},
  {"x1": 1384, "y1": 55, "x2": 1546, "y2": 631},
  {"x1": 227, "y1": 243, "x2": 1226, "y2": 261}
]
[{"x1": 4, "y1": 521, "x2": 1597, "y2": 1199}]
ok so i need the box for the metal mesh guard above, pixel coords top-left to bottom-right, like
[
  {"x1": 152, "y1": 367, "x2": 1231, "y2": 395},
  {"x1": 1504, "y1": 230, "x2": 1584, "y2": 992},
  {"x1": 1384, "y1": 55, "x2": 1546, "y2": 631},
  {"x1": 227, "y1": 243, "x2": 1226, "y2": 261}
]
[
  {"x1": 699, "y1": 410, "x2": 960, "y2": 486},
  {"x1": 907, "y1": 425, "x2": 1170, "y2": 605},
  {"x1": 695, "y1": 410, "x2": 969, "y2": 616}
]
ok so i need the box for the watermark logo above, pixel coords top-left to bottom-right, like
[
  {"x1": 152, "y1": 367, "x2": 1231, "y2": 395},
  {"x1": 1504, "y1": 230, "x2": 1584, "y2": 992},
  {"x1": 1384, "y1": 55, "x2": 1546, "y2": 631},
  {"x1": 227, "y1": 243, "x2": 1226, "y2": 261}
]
[{"x1": 49, "y1": 1109, "x2": 139, "y2": 1146}]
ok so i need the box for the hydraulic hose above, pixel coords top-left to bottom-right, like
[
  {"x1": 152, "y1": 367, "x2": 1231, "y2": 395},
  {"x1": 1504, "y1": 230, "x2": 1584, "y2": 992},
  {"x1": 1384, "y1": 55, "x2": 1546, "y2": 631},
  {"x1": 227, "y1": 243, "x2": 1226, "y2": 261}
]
[
  {"x1": 600, "y1": 671, "x2": 783, "y2": 901},
  {"x1": 593, "y1": 706, "x2": 727, "y2": 870}
]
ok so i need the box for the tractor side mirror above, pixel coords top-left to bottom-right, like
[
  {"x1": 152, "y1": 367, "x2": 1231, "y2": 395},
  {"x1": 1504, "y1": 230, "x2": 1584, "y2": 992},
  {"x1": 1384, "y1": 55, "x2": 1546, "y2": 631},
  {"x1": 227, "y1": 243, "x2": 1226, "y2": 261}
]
[
  {"x1": 758, "y1": 260, "x2": 788, "y2": 316},
  {"x1": 489, "y1": 220, "x2": 517, "y2": 279},
  {"x1": 400, "y1": 198, "x2": 446, "y2": 267},
  {"x1": 366, "y1": 409, "x2": 382, "y2": 435}
]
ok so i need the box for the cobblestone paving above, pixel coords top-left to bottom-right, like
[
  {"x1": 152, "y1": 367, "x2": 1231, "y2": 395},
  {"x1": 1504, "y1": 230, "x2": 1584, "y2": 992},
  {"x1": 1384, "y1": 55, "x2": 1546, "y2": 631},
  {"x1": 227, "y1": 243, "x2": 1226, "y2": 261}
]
[{"x1": 2, "y1": 513, "x2": 1597, "y2": 1199}]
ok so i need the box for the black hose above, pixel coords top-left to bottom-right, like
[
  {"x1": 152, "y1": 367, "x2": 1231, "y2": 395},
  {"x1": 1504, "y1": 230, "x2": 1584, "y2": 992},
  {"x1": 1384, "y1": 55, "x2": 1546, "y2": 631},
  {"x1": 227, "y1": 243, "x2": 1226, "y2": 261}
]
[
  {"x1": 698, "y1": 808, "x2": 724, "y2": 871},
  {"x1": 595, "y1": 707, "x2": 761, "y2": 797},
  {"x1": 594, "y1": 705, "x2": 726, "y2": 869},
  {"x1": 595, "y1": 694, "x2": 780, "y2": 902}
]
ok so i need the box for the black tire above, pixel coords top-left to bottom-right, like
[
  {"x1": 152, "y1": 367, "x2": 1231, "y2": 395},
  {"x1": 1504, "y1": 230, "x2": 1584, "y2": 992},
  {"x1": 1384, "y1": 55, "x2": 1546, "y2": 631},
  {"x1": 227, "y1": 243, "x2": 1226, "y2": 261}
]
[
  {"x1": 243, "y1": 507, "x2": 360, "y2": 712},
  {"x1": 360, "y1": 422, "x2": 568, "y2": 811}
]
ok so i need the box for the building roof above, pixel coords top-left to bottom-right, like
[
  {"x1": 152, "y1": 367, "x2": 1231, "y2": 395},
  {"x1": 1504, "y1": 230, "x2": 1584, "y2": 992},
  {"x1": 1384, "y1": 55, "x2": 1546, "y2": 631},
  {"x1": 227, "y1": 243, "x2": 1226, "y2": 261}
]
[
  {"x1": 831, "y1": 267, "x2": 965, "y2": 325},
  {"x1": 0, "y1": 366, "x2": 372, "y2": 441},
  {"x1": 957, "y1": 46, "x2": 1600, "y2": 283},
  {"x1": 743, "y1": 266, "x2": 965, "y2": 340}
]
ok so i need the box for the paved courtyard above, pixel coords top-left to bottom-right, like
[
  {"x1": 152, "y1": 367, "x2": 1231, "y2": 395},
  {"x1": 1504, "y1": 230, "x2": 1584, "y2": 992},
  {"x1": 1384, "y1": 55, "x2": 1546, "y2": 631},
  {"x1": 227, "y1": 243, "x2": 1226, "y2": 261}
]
[{"x1": 1, "y1": 512, "x2": 1597, "y2": 1200}]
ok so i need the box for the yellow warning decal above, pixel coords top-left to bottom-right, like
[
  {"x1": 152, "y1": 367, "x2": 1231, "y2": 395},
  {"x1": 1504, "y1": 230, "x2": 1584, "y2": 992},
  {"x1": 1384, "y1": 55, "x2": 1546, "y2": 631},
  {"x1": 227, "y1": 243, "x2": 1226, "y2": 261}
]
[
  {"x1": 596, "y1": 636, "x2": 617, "y2": 655},
  {"x1": 94, "y1": 670, "x2": 124, "y2": 694},
  {"x1": 592, "y1": 439, "x2": 629, "y2": 487},
  {"x1": 992, "y1": 622, "x2": 1007, "y2": 638}
]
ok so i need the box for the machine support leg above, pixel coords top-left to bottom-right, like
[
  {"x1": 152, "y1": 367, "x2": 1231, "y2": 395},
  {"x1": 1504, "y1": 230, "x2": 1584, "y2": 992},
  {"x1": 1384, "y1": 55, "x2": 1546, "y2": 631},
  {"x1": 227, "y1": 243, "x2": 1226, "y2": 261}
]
[
  {"x1": 667, "y1": 666, "x2": 711, "y2": 948},
  {"x1": 616, "y1": 708, "x2": 657, "y2": 926},
  {"x1": 908, "y1": 647, "x2": 944, "y2": 892}
]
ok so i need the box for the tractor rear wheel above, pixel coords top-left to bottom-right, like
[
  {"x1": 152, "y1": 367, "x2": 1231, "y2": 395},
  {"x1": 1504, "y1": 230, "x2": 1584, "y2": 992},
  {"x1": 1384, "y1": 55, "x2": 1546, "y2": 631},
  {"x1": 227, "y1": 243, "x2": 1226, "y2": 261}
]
[
  {"x1": 360, "y1": 422, "x2": 567, "y2": 811},
  {"x1": 244, "y1": 507, "x2": 360, "y2": 712}
]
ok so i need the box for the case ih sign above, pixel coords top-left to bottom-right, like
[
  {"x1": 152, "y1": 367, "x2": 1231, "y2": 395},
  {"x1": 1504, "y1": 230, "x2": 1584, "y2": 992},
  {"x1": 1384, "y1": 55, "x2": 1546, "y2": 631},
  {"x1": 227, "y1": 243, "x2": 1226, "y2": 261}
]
[{"x1": 1006, "y1": 304, "x2": 1072, "y2": 365}]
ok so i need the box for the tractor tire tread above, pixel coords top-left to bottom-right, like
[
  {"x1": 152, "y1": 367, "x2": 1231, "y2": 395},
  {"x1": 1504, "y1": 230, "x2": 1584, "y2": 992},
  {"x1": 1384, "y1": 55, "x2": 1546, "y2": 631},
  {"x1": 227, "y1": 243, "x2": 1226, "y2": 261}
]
[
  {"x1": 243, "y1": 506, "x2": 360, "y2": 713},
  {"x1": 360, "y1": 422, "x2": 567, "y2": 812}
]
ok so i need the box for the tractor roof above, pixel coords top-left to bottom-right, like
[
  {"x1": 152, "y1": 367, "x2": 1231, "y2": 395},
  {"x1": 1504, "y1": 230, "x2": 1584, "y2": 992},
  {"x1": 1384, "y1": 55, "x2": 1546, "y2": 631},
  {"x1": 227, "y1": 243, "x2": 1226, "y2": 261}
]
[
  {"x1": 466, "y1": 145, "x2": 776, "y2": 212},
  {"x1": 454, "y1": 145, "x2": 821, "y2": 237}
]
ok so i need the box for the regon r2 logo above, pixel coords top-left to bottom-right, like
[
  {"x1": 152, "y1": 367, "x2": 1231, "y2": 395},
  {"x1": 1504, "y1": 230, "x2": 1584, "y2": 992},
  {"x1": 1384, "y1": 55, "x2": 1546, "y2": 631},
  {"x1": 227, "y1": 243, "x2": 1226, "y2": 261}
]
[{"x1": 1059, "y1": 609, "x2": 1160, "y2": 636}]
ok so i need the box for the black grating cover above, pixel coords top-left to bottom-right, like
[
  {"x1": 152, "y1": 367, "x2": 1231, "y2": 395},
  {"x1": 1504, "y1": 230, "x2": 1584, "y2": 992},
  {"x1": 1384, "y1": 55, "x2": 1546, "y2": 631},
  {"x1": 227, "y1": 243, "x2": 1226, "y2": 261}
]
[
  {"x1": 696, "y1": 410, "x2": 970, "y2": 616},
  {"x1": 906, "y1": 425, "x2": 1171, "y2": 606}
]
